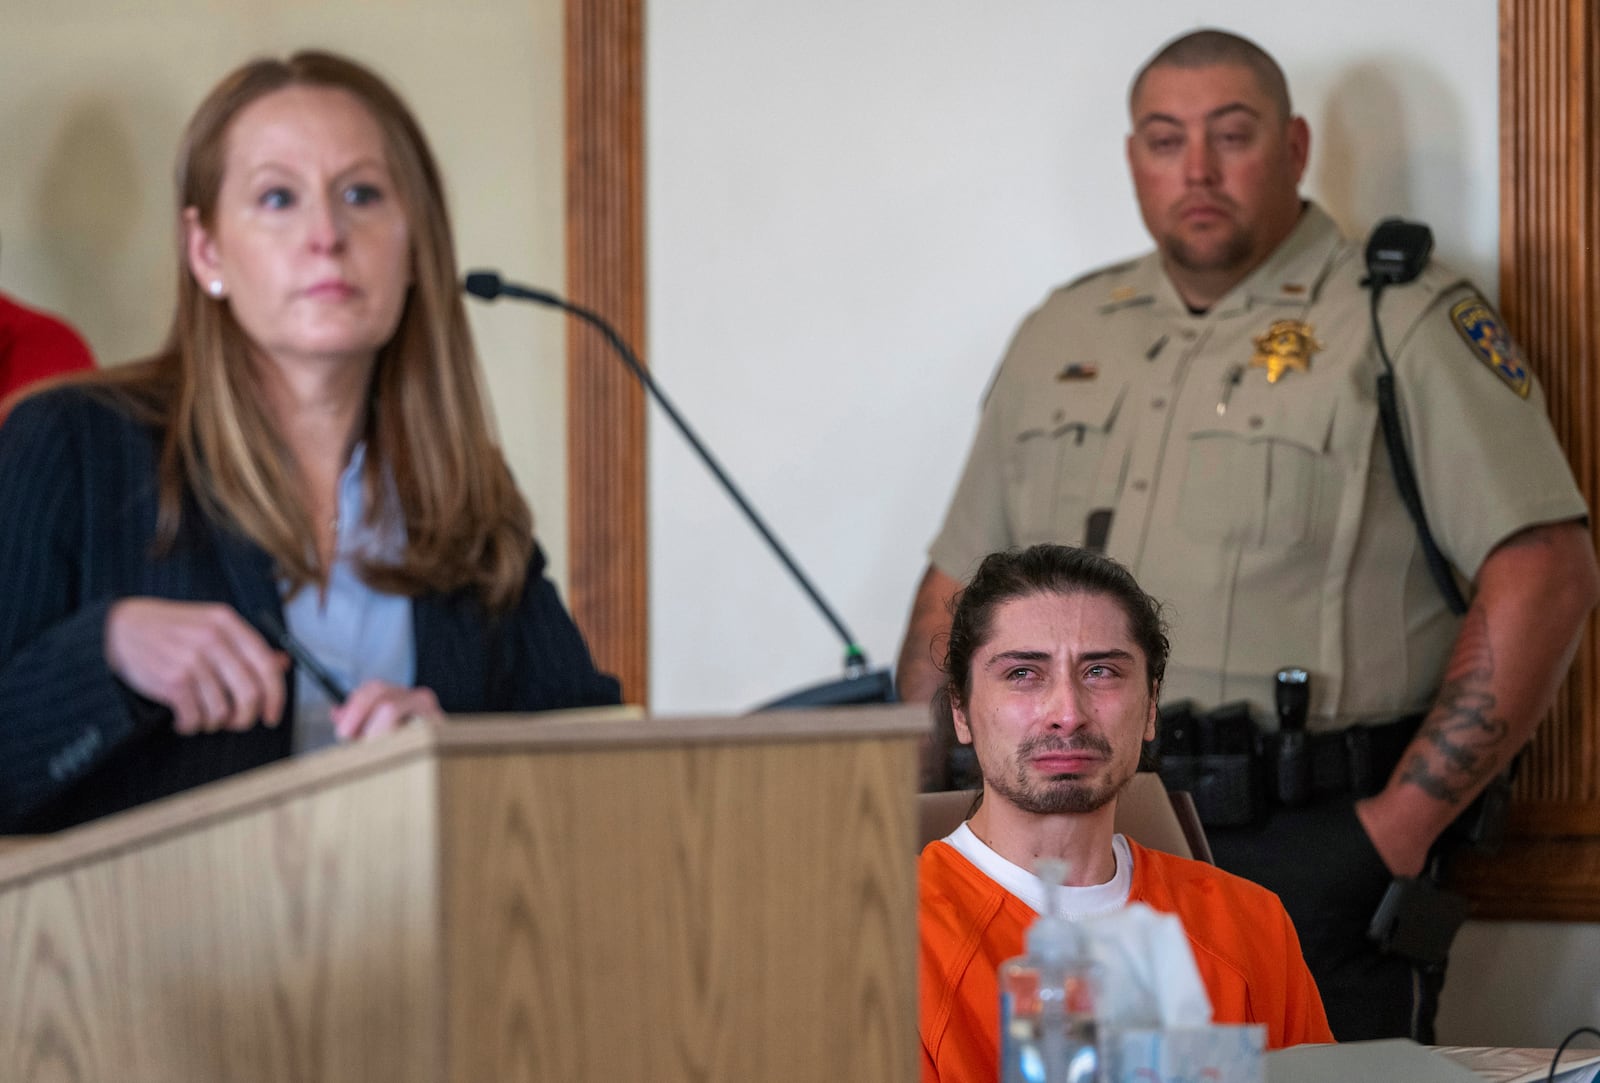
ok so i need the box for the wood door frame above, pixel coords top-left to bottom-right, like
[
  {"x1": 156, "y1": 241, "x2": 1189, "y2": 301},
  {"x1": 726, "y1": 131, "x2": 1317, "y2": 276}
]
[{"x1": 565, "y1": 0, "x2": 648, "y2": 704}]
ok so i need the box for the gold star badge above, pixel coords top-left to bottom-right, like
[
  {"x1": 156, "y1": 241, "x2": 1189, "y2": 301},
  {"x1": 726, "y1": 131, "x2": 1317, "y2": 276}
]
[{"x1": 1251, "y1": 319, "x2": 1323, "y2": 383}]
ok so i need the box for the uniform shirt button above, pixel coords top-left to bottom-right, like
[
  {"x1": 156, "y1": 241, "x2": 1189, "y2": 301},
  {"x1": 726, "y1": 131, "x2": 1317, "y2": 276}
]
[
  {"x1": 1180, "y1": 329, "x2": 1198, "y2": 341},
  {"x1": 1150, "y1": 396, "x2": 1166, "y2": 409},
  {"x1": 1131, "y1": 479, "x2": 1149, "y2": 492},
  {"x1": 1249, "y1": 416, "x2": 1264, "y2": 429}
]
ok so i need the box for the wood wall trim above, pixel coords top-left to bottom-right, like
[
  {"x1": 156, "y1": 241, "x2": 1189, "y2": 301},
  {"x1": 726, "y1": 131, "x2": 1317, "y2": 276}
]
[
  {"x1": 1453, "y1": 0, "x2": 1600, "y2": 921},
  {"x1": 1454, "y1": 835, "x2": 1600, "y2": 922},
  {"x1": 566, "y1": 0, "x2": 648, "y2": 704}
]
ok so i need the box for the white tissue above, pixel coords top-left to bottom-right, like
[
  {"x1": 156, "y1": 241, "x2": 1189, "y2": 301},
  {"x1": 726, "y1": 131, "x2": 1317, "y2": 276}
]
[{"x1": 1077, "y1": 902, "x2": 1213, "y2": 1028}]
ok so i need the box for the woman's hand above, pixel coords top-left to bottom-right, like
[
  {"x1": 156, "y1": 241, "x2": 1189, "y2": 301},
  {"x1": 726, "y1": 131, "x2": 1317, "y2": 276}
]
[
  {"x1": 105, "y1": 598, "x2": 288, "y2": 735},
  {"x1": 331, "y1": 681, "x2": 442, "y2": 742}
]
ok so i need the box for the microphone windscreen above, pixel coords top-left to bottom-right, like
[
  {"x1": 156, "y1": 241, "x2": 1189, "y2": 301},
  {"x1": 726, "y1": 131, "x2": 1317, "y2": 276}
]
[{"x1": 462, "y1": 271, "x2": 503, "y2": 300}]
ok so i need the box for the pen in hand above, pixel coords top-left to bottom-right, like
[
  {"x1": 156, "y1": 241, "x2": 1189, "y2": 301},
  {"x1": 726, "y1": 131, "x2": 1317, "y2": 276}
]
[{"x1": 257, "y1": 610, "x2": 351, "y2": 705}]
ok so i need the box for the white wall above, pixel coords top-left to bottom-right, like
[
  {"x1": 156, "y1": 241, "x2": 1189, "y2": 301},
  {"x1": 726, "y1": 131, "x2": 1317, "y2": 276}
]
[{"x1": 646, "y1": 0, "x2": 1498, "y2": 712}]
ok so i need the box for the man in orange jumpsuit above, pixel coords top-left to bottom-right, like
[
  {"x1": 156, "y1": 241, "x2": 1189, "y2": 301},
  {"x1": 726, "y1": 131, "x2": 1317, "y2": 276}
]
[{"x1": 919, "y1": 544, "x2": 1332, "y2": 1080}]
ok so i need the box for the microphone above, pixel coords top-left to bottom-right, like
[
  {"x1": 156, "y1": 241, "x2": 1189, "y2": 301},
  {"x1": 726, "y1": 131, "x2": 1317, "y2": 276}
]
[
  {"x1": 464, "y1": 270, "x2": 895, "y2": 710},
  {"x1": 463, "y1": 271, "x2": 562, "y2": 308}
]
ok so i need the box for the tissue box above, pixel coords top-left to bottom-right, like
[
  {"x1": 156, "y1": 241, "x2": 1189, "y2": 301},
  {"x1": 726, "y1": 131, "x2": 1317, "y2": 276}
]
[{"x1": 1101, "y1": 1023, "x2": 1266, "y2": 1083}]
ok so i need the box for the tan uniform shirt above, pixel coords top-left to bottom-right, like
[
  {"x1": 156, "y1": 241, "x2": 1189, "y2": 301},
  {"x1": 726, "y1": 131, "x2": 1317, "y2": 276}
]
[{"x1": 930, "y1": 205, "x2": 1586, "y2": 729}]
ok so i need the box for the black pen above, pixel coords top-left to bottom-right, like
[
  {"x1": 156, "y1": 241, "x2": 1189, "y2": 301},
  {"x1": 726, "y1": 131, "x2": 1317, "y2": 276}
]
[{"x1": 258, "y1": 610, "x2": 352, "y2": 705}]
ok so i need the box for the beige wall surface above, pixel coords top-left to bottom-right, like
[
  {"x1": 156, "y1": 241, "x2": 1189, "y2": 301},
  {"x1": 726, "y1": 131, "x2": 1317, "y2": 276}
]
[
  {"x1": 0, "y1": 0, "x2": 573, "y2": 584},
  {"x1": 1438, "y1": 920, "x2": 1600, "y2": 1048}
]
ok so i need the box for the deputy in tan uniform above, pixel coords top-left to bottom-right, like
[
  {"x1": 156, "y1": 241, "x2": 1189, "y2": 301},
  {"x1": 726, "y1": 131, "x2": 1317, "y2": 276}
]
[{"x1": 897, "y1": 28, "x2": 1599, "y2": 1042}]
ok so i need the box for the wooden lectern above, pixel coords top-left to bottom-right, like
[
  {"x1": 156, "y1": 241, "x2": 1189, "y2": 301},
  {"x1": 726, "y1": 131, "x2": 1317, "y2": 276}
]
[{"x1": 0, "y1": 706, "x2": 926, "y2": 1082}]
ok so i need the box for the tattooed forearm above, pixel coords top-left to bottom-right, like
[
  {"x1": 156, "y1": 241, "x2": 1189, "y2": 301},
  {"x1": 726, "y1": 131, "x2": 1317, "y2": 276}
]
[{"x1": 1401, "y1": 609, "x2": 1512, "y2": 805}]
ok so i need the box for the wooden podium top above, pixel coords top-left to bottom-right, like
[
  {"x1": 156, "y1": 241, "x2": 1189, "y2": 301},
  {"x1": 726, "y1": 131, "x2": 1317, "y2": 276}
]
[{"x1": 0, "y1": 702, "x2": 930, "y2": 888}]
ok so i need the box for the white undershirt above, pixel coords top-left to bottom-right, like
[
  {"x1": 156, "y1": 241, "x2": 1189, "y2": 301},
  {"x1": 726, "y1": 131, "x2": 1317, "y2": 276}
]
[{"x1": 945, "y1": 822, "x2": 1134, "y2": 918}]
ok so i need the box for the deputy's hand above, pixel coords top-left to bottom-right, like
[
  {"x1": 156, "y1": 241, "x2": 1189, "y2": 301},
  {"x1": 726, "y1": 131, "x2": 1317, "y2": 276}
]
[
  {"x1": 331, "y1": 680, "x2": 442, "y2": 742},
  {"x1": 105, "y1": 598, "x2": 288, "y2": 735},
  {"x1": 1354, "y1": 790, "x2": 1433, "y2": 878}
]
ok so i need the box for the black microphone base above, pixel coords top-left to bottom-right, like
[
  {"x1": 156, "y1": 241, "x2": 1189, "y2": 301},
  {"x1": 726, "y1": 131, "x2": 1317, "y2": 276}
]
[{"x1": 755, "y1": 667, "x2": 897, "y2": 711}]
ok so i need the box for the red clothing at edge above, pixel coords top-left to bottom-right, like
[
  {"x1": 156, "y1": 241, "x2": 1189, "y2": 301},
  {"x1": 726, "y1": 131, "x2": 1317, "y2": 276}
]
[
  {"x1": 0, "y1": 292, "x2": 94, "y2": 403},
  {"x1": 919, "y1": 837, "x2": 1333, "y2": 1082}
]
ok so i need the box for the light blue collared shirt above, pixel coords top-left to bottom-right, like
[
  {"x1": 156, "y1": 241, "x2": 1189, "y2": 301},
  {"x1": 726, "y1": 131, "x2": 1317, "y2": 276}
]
[{"x1": 283, "y1": 443, "x2": 413, "y2": 753}]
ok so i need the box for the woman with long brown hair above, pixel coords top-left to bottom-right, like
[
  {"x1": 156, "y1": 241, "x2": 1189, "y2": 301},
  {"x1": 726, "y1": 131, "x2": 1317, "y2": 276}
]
[{"x1": 0, "y1": 51, "x2": 619, "y2": 833}]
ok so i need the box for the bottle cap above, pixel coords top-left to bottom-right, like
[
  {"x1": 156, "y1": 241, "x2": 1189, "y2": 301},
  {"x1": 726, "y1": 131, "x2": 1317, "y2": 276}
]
[{"x1": 1026, "y1": 858, "x2": 1084, "y2": 964}]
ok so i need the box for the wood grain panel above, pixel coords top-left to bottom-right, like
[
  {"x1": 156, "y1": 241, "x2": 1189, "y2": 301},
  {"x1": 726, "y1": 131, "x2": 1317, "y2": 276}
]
[
  {"x1": 1453, "y1": 0, "x2": 1600, "y2": 920},
  {"x1": 566, "y1": 0, "x2": 649, "y2": 705},
  {"x1": 439, "y1": 735, "x2": 919, "y2": 1081},
  {"x1": 1, "y1": 712, "x2": 925, "y2": 1080},
  {"x1": 1500, "y1": 0, "x2": 1600, "y2": 803},
  {"x1": 1453, "y1": 835, "x2": 1600, "y2": 922},
  {"x1": 0, "y1": 761, "x2": 440, "y2": 1083}
]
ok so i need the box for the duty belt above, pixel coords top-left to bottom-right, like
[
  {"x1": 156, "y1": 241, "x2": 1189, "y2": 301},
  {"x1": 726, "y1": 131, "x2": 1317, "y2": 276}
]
[
  {"x1": 1303, "y1": 713, "x2": 1425, "y2": 800},
  {"x1": 1154, "y1": 702, "x2": 1425, "y2": 828}
]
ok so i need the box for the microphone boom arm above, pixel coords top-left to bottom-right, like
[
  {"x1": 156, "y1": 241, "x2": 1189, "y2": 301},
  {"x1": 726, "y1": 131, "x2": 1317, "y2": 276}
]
[{"x1": 464, "y1": 271, "x2": 870, "y2": 677}]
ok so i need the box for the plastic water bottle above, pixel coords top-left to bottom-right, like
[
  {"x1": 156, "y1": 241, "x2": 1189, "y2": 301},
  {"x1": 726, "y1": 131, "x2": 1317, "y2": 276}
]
[{"x1": 998, "y1": 859, "x2": 1101, "y2": 1083}]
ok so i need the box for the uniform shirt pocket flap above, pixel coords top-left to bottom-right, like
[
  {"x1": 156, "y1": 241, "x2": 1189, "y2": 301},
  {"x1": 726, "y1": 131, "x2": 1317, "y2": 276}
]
[
  {"x1": 1014, "y1": 381, "x2": 1128, "y2": 446},
  {"x1": 1188, "y1": 389, "x2": 1338, "y2": 456}
]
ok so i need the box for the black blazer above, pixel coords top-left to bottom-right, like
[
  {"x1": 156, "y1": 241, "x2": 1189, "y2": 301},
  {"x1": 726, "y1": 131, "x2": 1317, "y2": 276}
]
[{"x1": 0, "y1": 388, "x2": 620, "y2": 832}]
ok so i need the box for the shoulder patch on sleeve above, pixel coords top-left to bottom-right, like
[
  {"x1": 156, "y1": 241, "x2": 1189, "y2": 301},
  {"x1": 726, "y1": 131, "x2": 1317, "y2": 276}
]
[{"x1": 1450, "y1": 296, "x2": 1531, "y2": 398}]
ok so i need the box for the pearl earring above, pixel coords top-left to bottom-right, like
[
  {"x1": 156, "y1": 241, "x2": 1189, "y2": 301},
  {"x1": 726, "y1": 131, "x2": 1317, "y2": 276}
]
[{"x1": 208, "y1": 280, "x2": 224, "y2": 297}]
